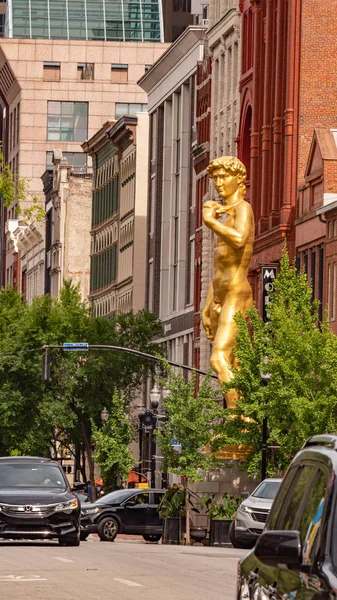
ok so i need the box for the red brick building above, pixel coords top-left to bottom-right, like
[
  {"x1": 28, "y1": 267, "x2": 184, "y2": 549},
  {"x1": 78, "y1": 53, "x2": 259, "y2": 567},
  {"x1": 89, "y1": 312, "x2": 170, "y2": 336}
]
[
  {"x1": 237, "y1": 0, "x2": 337, "y2": 313},
  {"x1": 192, "y1": 56, "x2": 212, "y2": 371},
  {"x1": 299, "y1": 129, "x2": 337, "y2": 331}
]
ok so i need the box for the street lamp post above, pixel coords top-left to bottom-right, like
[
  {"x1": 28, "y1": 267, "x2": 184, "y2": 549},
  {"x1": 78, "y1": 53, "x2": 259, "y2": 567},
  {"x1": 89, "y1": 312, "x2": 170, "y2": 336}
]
[
  {"x1": 150, "y1": 384, "x2": 161, "y2": 488},
  {"x1": 101, "y1": 407, "x2": 110, "y2": 423},
  {"x1": 138, "y1": 384, "x2": 169, "y2": 489}
]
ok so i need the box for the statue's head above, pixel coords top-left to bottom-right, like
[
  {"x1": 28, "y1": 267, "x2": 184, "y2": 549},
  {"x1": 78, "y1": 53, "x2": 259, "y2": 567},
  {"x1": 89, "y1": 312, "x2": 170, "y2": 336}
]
[{"x1": 207, "y1": 156, "x2": 247, "y2": 201}]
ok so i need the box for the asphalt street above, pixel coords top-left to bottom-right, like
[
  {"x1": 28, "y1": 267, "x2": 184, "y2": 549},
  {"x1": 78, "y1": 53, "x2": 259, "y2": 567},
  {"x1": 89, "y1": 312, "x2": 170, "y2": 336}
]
[{"x1": 0, "y1": 535, "x2": 246, "y2": 599}]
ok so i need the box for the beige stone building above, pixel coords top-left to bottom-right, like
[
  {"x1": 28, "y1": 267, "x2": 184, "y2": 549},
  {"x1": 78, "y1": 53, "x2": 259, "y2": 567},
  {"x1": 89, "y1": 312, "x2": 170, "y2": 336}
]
[
  {"x1": 138, "y1": 26, "x2": 207, "y2": 368},
  {"x1": 83, "y1": 112, "x2": 150, "y2": 317},
  {"x1": 46, "y1": 151, "x2": 92, "y2": 302},
  {"x1": 0, "y1": 37, "x2": 169, "y2": 299}
]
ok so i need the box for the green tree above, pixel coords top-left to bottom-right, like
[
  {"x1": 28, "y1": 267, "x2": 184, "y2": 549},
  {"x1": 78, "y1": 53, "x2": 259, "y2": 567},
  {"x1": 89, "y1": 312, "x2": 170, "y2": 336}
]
[
  {"x1": 92, "y1": 391, "x2": 133, "y2": 492},
  {"x1": 156, "y1": 368, "x2": 226, "y2": 544},
  {"x1": 0, "y1": 145, "x2": 44, "y2": 221},
  {"x1": 0, "y1": 282, "x2": 163, "y2": 500},
  {"x1": 213, "y1": 250, "x2": 337, "y2": 477}
]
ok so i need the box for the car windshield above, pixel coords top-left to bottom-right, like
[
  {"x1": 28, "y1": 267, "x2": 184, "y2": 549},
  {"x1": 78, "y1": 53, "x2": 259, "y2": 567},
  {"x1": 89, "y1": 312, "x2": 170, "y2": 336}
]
[
  {"x1": 95, "y1": 490, "x2": 136, "y2": 505},
  {"x1": 0, "y1": 462, "x2": 67, "y2": 489},
  {"x1": 251, "y1": 480, "x2": 281, "y2": 499}
]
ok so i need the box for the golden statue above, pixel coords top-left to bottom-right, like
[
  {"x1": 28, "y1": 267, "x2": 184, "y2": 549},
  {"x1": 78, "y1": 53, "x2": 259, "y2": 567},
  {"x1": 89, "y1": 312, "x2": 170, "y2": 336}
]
[{"x1": 202, "y1": 156, "x2": 254, "y2": 411}]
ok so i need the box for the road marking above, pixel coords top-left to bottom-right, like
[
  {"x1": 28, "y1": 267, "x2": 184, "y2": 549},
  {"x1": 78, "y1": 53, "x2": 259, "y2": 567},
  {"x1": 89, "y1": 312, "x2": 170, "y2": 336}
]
[
  {"x1": 0, "y1": 575, "x2": 47, "y2": 582},
  {"x1": 53, "y1": 557, "x2": 74, "y2": 563},
  {"x1": 113, "y1": 578, "x2": 142, "y2": 587}
]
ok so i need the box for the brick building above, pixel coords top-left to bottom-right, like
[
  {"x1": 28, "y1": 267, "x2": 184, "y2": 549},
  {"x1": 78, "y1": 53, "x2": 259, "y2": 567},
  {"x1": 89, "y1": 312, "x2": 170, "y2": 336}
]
[
  {"x1": 238, "y1": 0, "x2": 337, "y2": 314},
  {"x1": 192, "y1": 56, "x2": 211, "y2": 373}
]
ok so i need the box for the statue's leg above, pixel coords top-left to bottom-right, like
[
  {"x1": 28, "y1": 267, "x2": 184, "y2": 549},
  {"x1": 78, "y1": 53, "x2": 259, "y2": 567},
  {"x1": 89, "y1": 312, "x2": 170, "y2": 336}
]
[{"x1": 210, "y1": 298, "x2": 239, "y2": 408}]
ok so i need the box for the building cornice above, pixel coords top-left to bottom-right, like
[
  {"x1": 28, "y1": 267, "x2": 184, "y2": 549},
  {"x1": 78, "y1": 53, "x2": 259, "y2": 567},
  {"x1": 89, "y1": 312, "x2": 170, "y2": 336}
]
[
  {"x1": 82, "y1": 121, "x2": 114, "y2": 155},
  {"x1": 107, "y1": 116, "x2": 137, "y2": 151},
  {"x1": 138, "y1": 26, "x2": 207, "y2": 93}
]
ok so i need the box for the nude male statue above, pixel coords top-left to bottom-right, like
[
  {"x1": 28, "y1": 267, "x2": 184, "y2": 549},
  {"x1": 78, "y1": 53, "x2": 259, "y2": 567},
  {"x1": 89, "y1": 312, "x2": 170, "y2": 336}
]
[{"x1": 202, "y1": 156, "x2": 255, "y2": 409}]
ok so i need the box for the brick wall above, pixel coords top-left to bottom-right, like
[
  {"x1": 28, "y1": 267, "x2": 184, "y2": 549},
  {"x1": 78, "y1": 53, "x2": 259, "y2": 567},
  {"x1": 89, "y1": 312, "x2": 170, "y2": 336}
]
[{"x1": 299, "y1": 0, "x2": 337, "y2": 184}]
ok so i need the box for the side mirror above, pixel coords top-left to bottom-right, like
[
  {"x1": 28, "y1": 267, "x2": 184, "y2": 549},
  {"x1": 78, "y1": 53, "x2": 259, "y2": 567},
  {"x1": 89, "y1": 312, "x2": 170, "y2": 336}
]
[
  {"x1": 240, "y1": 492, "x2": 250, "y2": 499},
  {"x1": 255, "y1": 530, "x2": 302, "y2": 569},
  {"x1": 124, "y1": 500, "x2": 136, "y2": 507}
]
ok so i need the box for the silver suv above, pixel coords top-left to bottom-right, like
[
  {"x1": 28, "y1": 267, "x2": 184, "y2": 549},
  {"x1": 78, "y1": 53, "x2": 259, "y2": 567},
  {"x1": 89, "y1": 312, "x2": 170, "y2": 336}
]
[{"x1": 229, "y1": 478, "x2": 281, "y2": 548}]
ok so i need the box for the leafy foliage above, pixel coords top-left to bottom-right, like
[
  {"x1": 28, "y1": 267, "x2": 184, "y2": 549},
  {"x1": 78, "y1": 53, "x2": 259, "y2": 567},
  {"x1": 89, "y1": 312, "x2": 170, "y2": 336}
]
[
  {"x1": 0, "y1": 145, "x2": 44, "y2": 222},
  {"x1": 158, "y1": 484, "x2": 186, "y2": 518},
  {"x1": 200, "y1": 493, "x2": 242, "y2": 520},
  {"x1": 92, "y1": 392, "x2": 133, "y2": 492},
  {"x1": 156, "y1": 367, "x2": 226, "y2": 482},
  {"x1": 213, "y1": 250, "x2": 337, "y2": 477},
  {"x1": 0, "y1": 282, "x2": 163, "y2": 493}
]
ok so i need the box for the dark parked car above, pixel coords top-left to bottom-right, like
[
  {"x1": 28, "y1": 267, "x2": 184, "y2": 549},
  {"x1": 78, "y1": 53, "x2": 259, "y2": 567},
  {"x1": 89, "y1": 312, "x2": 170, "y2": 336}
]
[
  {"x1": 80, "y1": 488, "x2": 165, "y2": 542},
  {"x1": 238, "y1": 434, "x2": 337, "y2": 600},
  {"x1": 0, "y1": 456, "x2": 81, "y2": 546}
]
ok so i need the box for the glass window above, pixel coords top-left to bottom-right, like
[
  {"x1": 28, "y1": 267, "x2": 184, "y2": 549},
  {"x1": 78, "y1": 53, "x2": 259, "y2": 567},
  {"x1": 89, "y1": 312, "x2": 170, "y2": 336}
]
[
  {"x1": 47, "y1": 101, "x2": 88, "y2": 142},
  {"x1": 115, "y1": 103, "x2": 147, "y2": 119},
  {"x1": 0, "y1": 461, "x2": 67, "y2": 489},
  {"x1": 127, "y1": 493, "x2": 149, "y2": 505},
  {"x1": 153, "y1": 492, "x2": 164, "y2": 506},
  {"x1": 252, "y1": 480, "x2": 282, "y2": 500},
  {"x1": 267, "y1": 467, "x2": 298, "y2": 530},
  {"x1": 297, "y1": 469, "x2": 327, "y2": 564},
  {"x1": 46, "y1": 151, "x2": 87, "y2": 170},
  {"x1": 274, "y1": 465, "x2": 317, "y2": 531},
  {"x1": 96, "y1": 489, "x2": 135, "y2": 505}
]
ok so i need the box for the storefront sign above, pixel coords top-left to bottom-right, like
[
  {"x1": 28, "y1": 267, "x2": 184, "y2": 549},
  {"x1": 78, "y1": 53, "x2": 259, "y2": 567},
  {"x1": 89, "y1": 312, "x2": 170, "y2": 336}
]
[{"x1": 262, "y1": 266, "x2": 278, "y2": 322}]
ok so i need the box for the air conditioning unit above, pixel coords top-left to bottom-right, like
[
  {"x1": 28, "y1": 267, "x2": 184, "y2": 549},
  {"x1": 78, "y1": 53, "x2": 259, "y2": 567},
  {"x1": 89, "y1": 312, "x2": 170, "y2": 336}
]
[{"x1": 201, "y1": 19, "x2": 209, "y2": 26}]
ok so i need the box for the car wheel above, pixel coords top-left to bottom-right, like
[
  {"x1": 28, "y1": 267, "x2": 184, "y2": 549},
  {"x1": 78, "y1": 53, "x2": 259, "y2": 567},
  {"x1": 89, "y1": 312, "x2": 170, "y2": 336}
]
[
  {"x1": 97, "y1": 517, "x2": 118, "y2": 542},
  {"x1": 143, "y1": 534, "x2": 162, "y2": 543},
  {"x1": 59, "y1": 530, "x2": 80, "y2": 547},
  {"x1": 229, "y1": 521, "x2": 255, "y2": 550}
]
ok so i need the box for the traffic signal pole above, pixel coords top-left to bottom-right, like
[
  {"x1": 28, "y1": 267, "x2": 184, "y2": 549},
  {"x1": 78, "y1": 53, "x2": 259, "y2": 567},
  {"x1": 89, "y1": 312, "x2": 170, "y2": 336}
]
[{"x1": 41, "y1": 343, "x2": 219, "y2": 381}]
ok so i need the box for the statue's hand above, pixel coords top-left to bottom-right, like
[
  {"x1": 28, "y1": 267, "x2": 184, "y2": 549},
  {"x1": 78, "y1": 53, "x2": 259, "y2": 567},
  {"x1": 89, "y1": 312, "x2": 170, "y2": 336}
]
[
  {"x1": 202, "y1": 311, "x2": 214, "y2": 341},
  {"x1": 203, "y1": 200, "x2": 223, "y2": 224}
]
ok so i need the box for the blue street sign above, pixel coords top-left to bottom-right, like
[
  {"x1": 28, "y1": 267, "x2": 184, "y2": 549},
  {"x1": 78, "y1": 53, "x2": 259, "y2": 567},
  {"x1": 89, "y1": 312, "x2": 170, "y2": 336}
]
[
  {"x1": 171, "y1": 440, "x2": 182, "y2": 454},
  {"x1": 63, "y1": 343, "x2": 89, "y2": 351}
]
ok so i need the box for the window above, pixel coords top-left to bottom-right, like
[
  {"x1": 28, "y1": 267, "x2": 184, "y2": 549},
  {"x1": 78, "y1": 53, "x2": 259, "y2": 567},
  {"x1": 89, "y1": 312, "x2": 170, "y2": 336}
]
[
  {"x1": 128, "y1": 493, "x2": 149, "y2": 505},
  {"x1": 296, "y1": 469, "x2": 327, "y2": 564},
  {"x1": 267, "y1": 467, "x2": 298, "y2": 530},
  {"x1": 43, "y1": 62, "x2": 61, "y2": 81},
  {"x1": 274, "y1": 465, "x2": 317, "y2": 531},
  {"x1": 46, "y1": 151, "x2": 87, "y2": 170},
  {"x1": 153, "y1": 493, "x2": 164, "y2": 506},
  {"x1": 111, "y1": 64, "x2": 128, "y2": 83},
  {"x1": 47, "y1": 101, "x2": 88, "y2": 141},
  {"x1": 115, "y1": 103, "x2": 147, "y2": 119},
  {"x1": 77, "y1": 63, "x2": 95, "y2": 81}
]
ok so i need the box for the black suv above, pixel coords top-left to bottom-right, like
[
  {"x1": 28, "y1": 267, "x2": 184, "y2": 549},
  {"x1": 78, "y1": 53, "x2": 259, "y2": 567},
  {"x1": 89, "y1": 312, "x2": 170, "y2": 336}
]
[
  {"x1": 238, "y1": 434, "x2": 337, "y2": 600},
  {"x1": 0, "y1": 456, "x2": 81, "y2": 545},
  {"x1": 81, "y1": 488, "x2": 165, "y2": 542}
]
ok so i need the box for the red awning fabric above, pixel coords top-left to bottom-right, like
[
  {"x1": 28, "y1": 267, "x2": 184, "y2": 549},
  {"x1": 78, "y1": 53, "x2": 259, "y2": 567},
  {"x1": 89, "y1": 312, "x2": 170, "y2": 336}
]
[{"x1": 127, "y1": 471, "x2": 146, "y2": 483}]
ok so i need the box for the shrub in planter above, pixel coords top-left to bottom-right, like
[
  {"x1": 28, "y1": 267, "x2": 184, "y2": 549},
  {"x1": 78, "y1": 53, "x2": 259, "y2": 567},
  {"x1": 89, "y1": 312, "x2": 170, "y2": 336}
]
[
  {"x1": 201, "y1": 493, "x2": 242, "y2": 546},
  {"x1": 159, "y1": 485, "x2": 198, "y2": 545}
]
